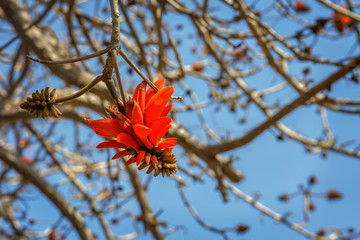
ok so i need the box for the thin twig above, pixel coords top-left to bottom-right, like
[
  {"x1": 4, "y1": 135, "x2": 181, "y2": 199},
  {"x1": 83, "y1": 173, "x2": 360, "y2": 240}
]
[
  {"x1": 225, "y1": 181, "x2": 319, "y2": 239},
  {"x1": 118, "y1": 48, "x2": 159, "y2": 92},
  {"x1": 26, "y1": 48, "x2": 108, "y2": 64},
  {"x1": 178, "y1": 182, "x2": 231, "y2": 239},
  {"x1": 118, "y1": 48, "x2": 182, "y2": 101}
]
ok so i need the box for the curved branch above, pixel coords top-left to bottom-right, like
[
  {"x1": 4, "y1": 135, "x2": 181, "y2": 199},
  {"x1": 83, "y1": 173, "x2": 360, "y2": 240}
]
[{"x1": 0, "y1": 145, "x2": 94, "y2": 240}]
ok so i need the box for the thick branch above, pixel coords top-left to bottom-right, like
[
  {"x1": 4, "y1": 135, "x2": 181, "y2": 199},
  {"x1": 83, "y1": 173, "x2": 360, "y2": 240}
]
[{"x1": 0, "y1": 145, "x2": 94, "y2": 240}]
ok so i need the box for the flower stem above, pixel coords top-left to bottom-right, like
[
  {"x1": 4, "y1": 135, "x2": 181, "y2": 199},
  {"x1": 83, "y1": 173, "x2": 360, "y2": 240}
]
[
  {"x1": 111, "y1": 49, "x2": 127, "y2": 106},
  {"x1": 54, "y1": 74, "x2": 103, "y2": 104},
  {"x1": 103, "y1": 77, "x2": 122, "y2": 110}
]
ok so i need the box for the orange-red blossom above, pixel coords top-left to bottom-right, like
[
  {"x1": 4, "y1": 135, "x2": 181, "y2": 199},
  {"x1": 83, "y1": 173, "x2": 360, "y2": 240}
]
[
  {"x1": 294, "y1": 0, "x2": 310, "y2": 13},
  {"x1": 332, "y1": 5, "x2": 352, "y2": 32},
  {"x1": 86, "y1": 79, "x2": 178, "y2": 177}
]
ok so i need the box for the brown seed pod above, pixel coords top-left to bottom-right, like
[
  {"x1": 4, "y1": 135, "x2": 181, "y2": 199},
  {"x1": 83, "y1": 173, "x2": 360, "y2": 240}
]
[
  {"x1": 131, "y1": 147, "x2": 178, "y2": 178},
  {"x1": 309, "y1": 175, "x2": 317, "y2": 185},
  {"x1": 146, "y1": 165, "x2": 155, "y2": 174},
  {"x1": 20, "y1": 87, "x2": 62, "y2": 118},
  {"x1": 138, "y1": 162, "x2": 148, "y2": 171},
  {"x1": 153, "y1": 153, "x2": 178, "y2": 178},
  {"x1": 279, "y1": 194, "x2": 290, "y2": 202},
  {"x1": 326, "y1": 189, "x2": 342, "y2": 200},
  {"x1": 236, "y1": 224, "x2": 249, "y2": 233},
  {"x1": 154, "y1": 167, "x2": 161, "y2": 177}
]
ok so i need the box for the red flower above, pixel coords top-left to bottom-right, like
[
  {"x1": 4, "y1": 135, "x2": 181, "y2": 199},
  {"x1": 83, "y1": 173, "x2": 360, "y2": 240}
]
[
  {"x1": 192, "y1": 62, "x2": 204, "y2": 72},
  {"x1": 86, "y1": 79, "x2": 178, "y2": 177},
  {"x1": 294, "y1": 0, "x2": 310, "y2": 13},
  {"x1": 22, "y1": 156, "x2": 32, "y2": 164},
  {"x1": 332, "y1": 5, "x2": 352, "y2": 32}
]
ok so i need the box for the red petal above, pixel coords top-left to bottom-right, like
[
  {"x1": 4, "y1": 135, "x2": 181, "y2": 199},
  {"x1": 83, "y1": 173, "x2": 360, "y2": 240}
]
[
  {"x1": 133, "y1": 124, "x2": 152, "y2": 149},
  {"x1": 145, "y1": 79, "x2": 166, "y2": 103},
  {"x1": 148, "y1": 117, "x2": 172, "y2": 146},
  {"x1": 117, "y1": 133, "x2": 140, "y2": 151},
  {"x1": 112, "y1": 150, "x2": 130, "y2": 159},
  {"x1": 86, "y1": 118, "x2": 123, "y2": 137},
  {"x1": 161, "y1": 104, "x2": 172, "y2": 117},
  {"x1": 144, "y1": 86, "x2": 174, "y2": 125},
  {"x1": 161, "y1": 137, "x2": 177, "y2": 144},
  {"x1": 114, "y1": 118, "x2": 132, "y2": 133},
  {"x1": 152, "y1": 156, "x2": 158, "y2": 165},
  {"x1": 145, "y1": 154, "x2": 151, "y2": 165},
  {"x1": 155, "y1": 125, "x2": 171, "y2": 145},
  {"x1": 125, "y1": 99, "x2": 134, "y2": 119},
  {"x1": 157, "y1": 142, "x2": 176, "y2": 150},
  {"x1": 125, "y1": 157, "x2": 136, "y2": 165},
  {"x1": 131, "y1": 101, "x2": 144, "y2": 125},
  {"x1": 133, "y1": 81, "x2": 147, "y2": 111},
  {"x1": 157, "y1": 138, "x2": 177, "y2": 150},
  {"x1": 136, "y1": 150, "x2": 145, "y2": 165},
  {"x1": 104, "y1": 109, "x2": 133, "y2": 134},
  {"x1": 97, "y1": 140, "x2": 127, "y2": 149}
]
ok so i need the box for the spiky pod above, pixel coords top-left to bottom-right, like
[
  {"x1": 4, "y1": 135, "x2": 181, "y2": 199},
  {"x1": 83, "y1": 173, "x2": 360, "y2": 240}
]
[{"x1": 20, "y1": 87, "x2": 62, "y2": 118}]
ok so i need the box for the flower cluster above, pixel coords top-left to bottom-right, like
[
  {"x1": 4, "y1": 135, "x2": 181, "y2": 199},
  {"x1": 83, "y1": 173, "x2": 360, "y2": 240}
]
[{"x1": 86, "y1": 79, "x2": 177, "y2": 177}]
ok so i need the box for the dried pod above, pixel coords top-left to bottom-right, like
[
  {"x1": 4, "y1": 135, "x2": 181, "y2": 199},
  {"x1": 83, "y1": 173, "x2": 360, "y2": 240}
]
[
  {"x1": 351, "y1": 73, "x2": 359, "y2": 83},
  {"x1": 326, "y1": 189, "x2": 342, "y2": 200},
  {"x1": 309, "y1": 202, "x2": 316, "y2": 211},
  {"x1": 138, "y1": 162, "x2": 148, "y2": 171},
  {"x1": 50, "y1": 88, "x2": 56, "y2": 98},
  {"x1": 154, "y1": 167, "x2": 161, "y2": 177},
  {"x1": 126, "y1": 147, "x2": 178, "y2": 178},
  {"x1": 138, "y1": 150, "x2": 178, "y2": 177},
  {"x1": 309, "y1": 175, "x2": 317, "y2": 185},
  {"x1": 317, "y1": 229, "x2": 326, "y2": 236},
  {"x1": 146, "y1": 165, "x2": 155, "y2": 174},
  {"x1": 236, "y1": 224, "x2": 249, "y2": 233},
  {"x1": 279, "y1": 194, "x2": 290, "y2": 202},
  {"x1": 20, "y1": 87, "x2": 62, "y2": 118}
]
